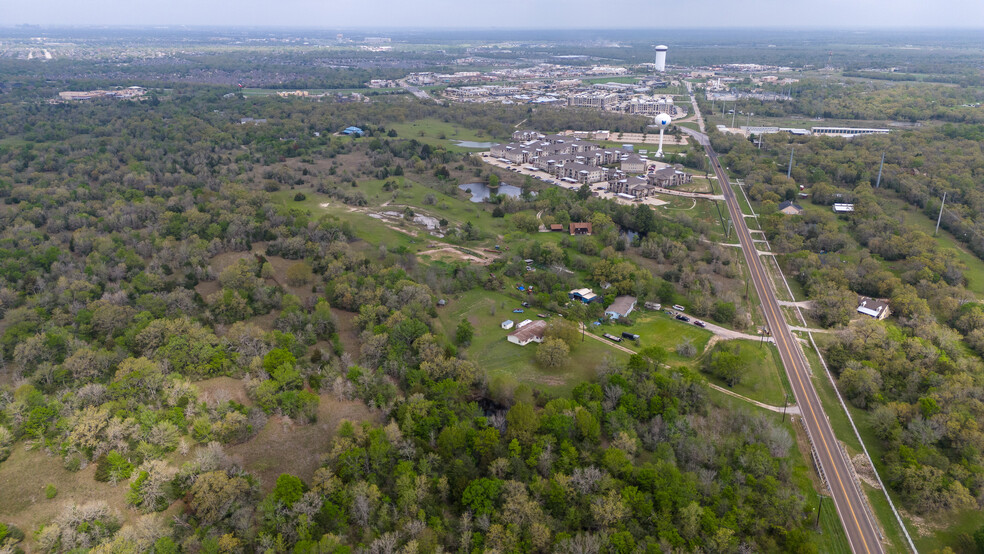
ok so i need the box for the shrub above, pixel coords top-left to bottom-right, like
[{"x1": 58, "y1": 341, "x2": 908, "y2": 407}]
[
  {"x1": 293, "y1": 192, "x2": 306, "y2": 201},
  {"x1": 45, "y1": 484, "x2": 57, "y2": 499}
]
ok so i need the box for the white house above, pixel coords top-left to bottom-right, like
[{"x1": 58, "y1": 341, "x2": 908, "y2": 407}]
[
  {"x1": 507, "y1": 320, "x2": 547, "y2": 346},
  {"x1": 857, "y1": 297, "x2": 890, "y2": 320},
  {"x1": 605, "y1": 296, "x2": 637, "y2": 319}
]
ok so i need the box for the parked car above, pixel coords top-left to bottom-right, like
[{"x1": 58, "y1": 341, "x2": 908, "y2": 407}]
[
  {"x1": 694, "y1": 320, "x2": 707, "y2": 328},
  {"x1": 603, "y1": 333, "x2": 623, "y2": 342},
  {"x1": 513, "y1": 309, "x2": 524, "y2": 313},
  {"x1": 672, "y1": 304, "x2": 686, "y2": 312},
  {"x1": 675, "y1": 314, "x2": 690, "y2": 322},
  {"x1": 621, "y1": 332, "x2": 640, "y2": 340},
  {"x1": 521, "y1": 301, "x2": 530, "y2": 307}
]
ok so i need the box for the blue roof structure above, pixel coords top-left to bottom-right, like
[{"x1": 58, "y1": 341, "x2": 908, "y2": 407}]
[{"x1": 341, "y1": 126, "x2": 364, "y2": 136}]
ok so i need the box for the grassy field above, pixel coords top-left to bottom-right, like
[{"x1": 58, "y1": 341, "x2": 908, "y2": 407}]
[
  {"x1": 268, "y1": 177, "x2": 520, "y2": 251},
  {"x1": 435, "y1": 289, "x2": 627, "y2": 395},
  {"x1": 879, "y1": 192, "x2": 984, "y2": 298},
  {"x1": 386, "y1": 118, "x2": 504, "y2": 152},
  {"x1": 587, "y1": 310, "x2": 712, "y2": 362},
  {"x1": 702, "y1": 339, "x2": 792, "y2": 406}
]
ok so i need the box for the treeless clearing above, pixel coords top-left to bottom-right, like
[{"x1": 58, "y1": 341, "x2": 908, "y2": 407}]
[
  {"x1": 226, "y1": 396, "x2": 378, "y2": 492},
  {"x1": 0, "y1": 447, "x2": 139, "y2": 548},
  {"x1": 331, "y1": 308, "x2": 362, "y2": 357},
  {"x1": 195, "y1": 376, "x2": 253, "y2": 408},
  {"x1": 417, "y1": 246, "x2": 489, "y2": 265}
]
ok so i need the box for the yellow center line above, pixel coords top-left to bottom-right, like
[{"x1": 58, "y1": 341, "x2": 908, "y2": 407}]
[{"x1": 712, "y1": 154, "x2": 875, "y2": 554}]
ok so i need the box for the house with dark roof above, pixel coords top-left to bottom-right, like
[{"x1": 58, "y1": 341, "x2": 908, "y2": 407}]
[
  {"x1": 778, "y1": 200, "x2": 805, "y2": 216},
  {"x1": 570, "y1": 222, "x2": 593, "y2": 236}
]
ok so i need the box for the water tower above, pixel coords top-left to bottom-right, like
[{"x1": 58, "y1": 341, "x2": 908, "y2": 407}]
[
  {"x1": 655, "y1": 113, "x2": 672, "y2": 158},
  {"x1": 654, "y1": 44, "x2": 668, "y2": 72}
]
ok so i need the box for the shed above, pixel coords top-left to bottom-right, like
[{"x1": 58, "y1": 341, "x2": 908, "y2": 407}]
[
  {"x1": 501, "y1": 320, "x2": 515, "y2": 330},
  {"x1": 570, "y1": 222, "x2": 593, "y2": 235}
]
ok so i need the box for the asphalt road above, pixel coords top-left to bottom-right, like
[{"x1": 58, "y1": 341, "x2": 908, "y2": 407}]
[{"x1": 685, "y1": 125, "x2": 884, "y2": 554}]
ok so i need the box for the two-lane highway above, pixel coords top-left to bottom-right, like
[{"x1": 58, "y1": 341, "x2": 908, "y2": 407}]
[{"x1": 685, "y1": 126, "x2": 884, "y2": 554}]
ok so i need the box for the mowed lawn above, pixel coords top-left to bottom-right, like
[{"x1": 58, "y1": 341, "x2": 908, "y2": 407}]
[
  {"x1": 386, "y1": 118, "x2": 503, "y2": 152},
  {"x1": 437, "y1": 290, "x2": 627, "y2": 395},
  {"x1": 702, "y1": 339, "x2": 792, "y2": 407},
  {"x1": 588, "y1": 310, "x2": 713, "y2": 363}
]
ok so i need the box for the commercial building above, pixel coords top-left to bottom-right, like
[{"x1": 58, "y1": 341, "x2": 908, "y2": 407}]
[
  {"x1": 620, "y1": 154, "x2": 648, "y2": 174},
  {"x1": 507, "y1": 319, "x2": 547, "y2": 346},
  {"x1": 650, "y1": 166, "x2": 694, "y2": 188},
  {"x1": 605, "y1": 296, "x2": 637, "y2": 319},
  {"x1": 811, "y1": 127, "x2": 890, "y2": 138}
]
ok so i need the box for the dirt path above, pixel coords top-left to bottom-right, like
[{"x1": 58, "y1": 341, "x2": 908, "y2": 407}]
[
  {"x1": 706, "y1": 382, "x2": 801, "y2": 415},
  {"x1": 417, "y1": 246, "x2": 491, "y2": 265},
  {"x1": 578, "y1": 323, "x2": 638, "y2": 355}
]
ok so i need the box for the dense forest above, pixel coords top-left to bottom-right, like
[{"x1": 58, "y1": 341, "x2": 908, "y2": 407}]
[
  {"x1": 0, "y1": 91, "x2": 822, "y2": 553},
  {"x1": 710, "y1": 124, "x2": 984, "y2": 521}
]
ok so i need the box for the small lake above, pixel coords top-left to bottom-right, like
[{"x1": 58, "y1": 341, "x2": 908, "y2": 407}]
[
  {"x1": 452, "y1": 140, "x2": 496, "y2": 148},
  {"x1": 460, "y1": 182, "x2": 524, "y2": 202}
]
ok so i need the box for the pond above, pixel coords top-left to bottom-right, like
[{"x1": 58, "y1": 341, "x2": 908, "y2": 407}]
[
  {"x1": 459, "y1": 182, "x2": 524, "y2": 202},
  {"x1": 451, "y1": 140, "x2": 496, "y2": 148}
]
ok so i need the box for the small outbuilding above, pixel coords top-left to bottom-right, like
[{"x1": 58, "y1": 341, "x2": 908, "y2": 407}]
[
  {"x1": 501, "y1": 320, "x2": 515, "y2": 330},
  {"x1": 569, "y1": 288, "x2": 601, "y2": 304},
  {"x1": 570, "y1": 222, "x2": 593, "y2": 236},
  {"x1": 550, "y1": 223, "x2": 565, "y2": 232}
]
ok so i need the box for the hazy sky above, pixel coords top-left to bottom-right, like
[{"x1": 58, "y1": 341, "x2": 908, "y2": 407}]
[{"x1": 2, "y1": 0, "x2": 983, "y2": 29}]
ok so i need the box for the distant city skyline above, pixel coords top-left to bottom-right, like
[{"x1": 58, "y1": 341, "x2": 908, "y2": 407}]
[{"x1": 2, "y1": 0, "x2": 983, "y2": 29}]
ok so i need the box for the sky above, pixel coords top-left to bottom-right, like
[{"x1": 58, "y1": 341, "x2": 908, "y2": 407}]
[{"x1": 2, "y1": 0, "x2": 983, "y2": 29}]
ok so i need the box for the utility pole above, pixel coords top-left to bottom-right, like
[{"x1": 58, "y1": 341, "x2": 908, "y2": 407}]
[
  {"x1": 935, "y1": 192, "x2": 947, "y2": 236},
  {"x1": 731, "y1": 103, "x2": 737, "y2": 128},
  {"x1": 875, "y1": 152, "x2": 884, "y2": 188},
  {"x1": 787, "y1": 148, "x2": 795, "y2": 179}
]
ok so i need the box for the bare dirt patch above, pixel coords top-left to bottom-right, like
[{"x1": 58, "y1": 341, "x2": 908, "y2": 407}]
[
  {"x1": 417, "y1": 246, "x2": 489, "y2": 265},
  {"x1": 196, "y1": 376, "x2": 253, "y2": 408},
  {"x1": 332, "y1": 309, "x2": 361, "y2": 357},
  {"x1": 850, "y1": 453, "x2": 882, "y2": 489},
  {"x1": 226, "y1": 396, "x2": 378, "y2": 492},
  {"x1": 0, "y1": 447, "x2": 139, "y2": 548}
]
